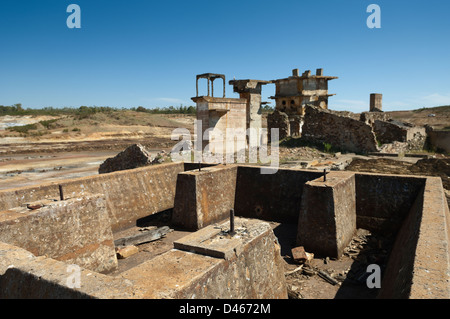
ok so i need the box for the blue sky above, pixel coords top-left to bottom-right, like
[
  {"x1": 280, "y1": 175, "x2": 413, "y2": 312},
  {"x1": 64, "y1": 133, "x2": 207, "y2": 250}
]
[{"x1": 1, "y1": 0, "x2": 449, "y2": 112}]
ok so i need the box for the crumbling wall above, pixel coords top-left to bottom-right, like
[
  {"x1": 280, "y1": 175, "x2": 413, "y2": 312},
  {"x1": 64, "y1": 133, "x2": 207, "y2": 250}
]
[
  {"x1": 267, "y1": 110, "x2": 290, "y2": 140},
  {"x1": 301, "y1": 105, "x2": 379, "y2": 154},
  {"x1": 0, "y1": 195, "x2": 117, "y2": 273},
  {"x1": 373, "y1": 120, "x2": 426, "y2": 150}
]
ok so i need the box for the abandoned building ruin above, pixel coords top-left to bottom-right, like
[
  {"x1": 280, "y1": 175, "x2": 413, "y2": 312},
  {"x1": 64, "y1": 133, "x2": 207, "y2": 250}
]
[
  {"x1": 192, "y1": 68, "x2": 432, "y2": 156},
  {"x1": 0, "y1": 68, "x2": 449, "y2": 299},
  {"x1": 267, "y1": 68, "x2": 338, "y2": 139}
]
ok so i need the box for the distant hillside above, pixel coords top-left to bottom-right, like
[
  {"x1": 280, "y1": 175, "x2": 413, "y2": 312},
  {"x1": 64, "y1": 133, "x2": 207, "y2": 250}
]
[{"x1": 386, "y1": 105, "x2": 450, "y2": 130}]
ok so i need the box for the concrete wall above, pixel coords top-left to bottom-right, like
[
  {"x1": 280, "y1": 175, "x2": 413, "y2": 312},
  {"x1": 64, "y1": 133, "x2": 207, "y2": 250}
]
[
  {"x1": 378, "y1": 177, "x2": 450, "y2": 299},
  {"x1": 0, "y1": 242, "x2": 134, "y2": 299},
  {"x1": 0, "y1": 162, "x2": 185, "y2": 232},
  {"x1": 353, "y1": 173, "x2": 426, "y2": 234},
  {"x1": 0, "y1": 218, "x2": 288, "y2": 299},
  {"x1": 172, "y1": 165, "x2": 237, "y2": 230},
  {"x1": 0, "y1": 194, "x2": 117, "y2": 273},
  {"x1": 302, "y1": 105, "x2": 379, "y2": 154},
  {"x1": 234, "y1": 166, "x2": 322, "y2": 223}
]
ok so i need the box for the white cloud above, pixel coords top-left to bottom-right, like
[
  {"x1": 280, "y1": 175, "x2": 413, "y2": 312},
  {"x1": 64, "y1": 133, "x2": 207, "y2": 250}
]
[
  {"x1": 417, "y1": 93, "x2": 450, "y2": 106},
  {"x1": 156, "y1": 97, "x2": 186, "y2": 104}
]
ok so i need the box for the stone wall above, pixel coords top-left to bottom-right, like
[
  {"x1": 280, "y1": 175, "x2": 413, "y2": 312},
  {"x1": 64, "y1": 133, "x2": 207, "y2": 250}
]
[
  {"x1": 373, "y1": 120, "x2": 426, "y2": 150},
  {"x1": 267, "y1": 110, "x2": 290, "y2": 140},
  {"x1": 301, "y1": 105, "x2": 379, "y2": 154},
  {"x1": 0, "y1": 195, "x2": 117, "y2": 273}
]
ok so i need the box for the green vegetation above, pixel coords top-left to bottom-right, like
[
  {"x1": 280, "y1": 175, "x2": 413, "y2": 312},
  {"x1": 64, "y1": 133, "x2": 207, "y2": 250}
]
[
  {"x1": 0, "y1": 104, "x2": 197, "y2": 117},
  {"x1": 323, "y1": 142, "x2": 332, "y2": 153},
  {"x1": 132, "y1": 105, "x2": 196, "y2": 114}
]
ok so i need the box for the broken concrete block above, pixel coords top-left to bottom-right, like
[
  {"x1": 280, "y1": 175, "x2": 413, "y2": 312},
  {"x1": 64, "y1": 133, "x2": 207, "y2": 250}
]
[
  {"x1": 291, "y1": 246, "x2": 308, "y2": 264},
  {"x1": 116, "y1": 246, "x2": 139, "y2": 259},
  {"x1": 292, "y1": 246, "x2": 314, "y2": 264},
  {"x1": 98, "y1": 144, "x2": 153, "y2": 174}
]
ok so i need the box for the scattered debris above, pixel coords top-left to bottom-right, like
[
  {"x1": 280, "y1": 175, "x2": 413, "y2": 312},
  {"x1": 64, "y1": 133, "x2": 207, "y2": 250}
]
[
  {"x1": 291, "y1": 246, "x2": 314, "y2": 264},
  {"x1": 317, "y1": 270, "x2": 339, "y2": 286},
  {"x1": 116, "y1": 245, "x2": 139, "y2": 259},
  {"x1": 98, "y1": 143, "x2": 153, "y2": 174},
  {"x1": 114, "y1": 226, "x2": 172, "y2": 247}
]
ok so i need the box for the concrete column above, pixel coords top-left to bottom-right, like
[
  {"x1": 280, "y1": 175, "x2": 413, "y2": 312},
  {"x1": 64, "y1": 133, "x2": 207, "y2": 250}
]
[{"x1": 297, "y1": 171, "x2": 356, "y2": 258}]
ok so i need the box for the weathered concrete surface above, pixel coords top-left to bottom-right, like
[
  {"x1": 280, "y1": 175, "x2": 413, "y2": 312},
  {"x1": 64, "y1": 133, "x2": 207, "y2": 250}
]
[
  {"x1": 0, "y1": 194, "x2": 117, "y2": 273},
  {"x1": 0, "y1": 162, "x2": 185, "y2": 232},
  {"x1": 193, "y1": 96, "x2": 248, "y2": 154},
  {"x1": 297, "y1": 171, "x2": 356, "y2": 258},
  {"x1": 98, "y1": 143, "x2": 153, "y2": 174},
  {"x1": 234, "y1": 165, "x2": 322, "y2": 223},
  {"x1": 352, "y1": 172, "x2": 426, "y2": 234},
  {"x1": 302, "y1": 105, "x2": 379, "y2": 154},
  {"x1": 172, "y1": 165, "x2": 237, "y2": 230},
  {"x1": 229, "y1": 79, "x2": 271, "y2": 147},
  {"x1": 122, "y1": 218, "x2": 288, "y2": 299},
  {"x1": 379, "y1": 177, "x2": 450, "y2": 299},
  {"x1": 0, "y1": 243, "x2": 134, "y2": 299}
]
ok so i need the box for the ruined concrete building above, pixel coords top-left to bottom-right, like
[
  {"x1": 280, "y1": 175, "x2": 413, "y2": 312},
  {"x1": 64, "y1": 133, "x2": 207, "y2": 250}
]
[
  {"x1": 267, "y1": 68, "x2": 338, "y2": 139},
  {"x1": 192, "y1": 73, "x2": 270, "y2": 154}
]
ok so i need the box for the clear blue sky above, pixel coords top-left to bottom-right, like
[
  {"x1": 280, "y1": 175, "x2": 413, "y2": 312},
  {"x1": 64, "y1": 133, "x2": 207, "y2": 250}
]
[{"x1": 1, "y1": 0, "x2": 449, "y2": 112}]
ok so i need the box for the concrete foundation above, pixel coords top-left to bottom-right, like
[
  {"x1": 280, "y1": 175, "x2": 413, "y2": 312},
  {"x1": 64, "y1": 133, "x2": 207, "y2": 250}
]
[{"x1": 0, "y1": 163, "x2": 448, "y2": 299}]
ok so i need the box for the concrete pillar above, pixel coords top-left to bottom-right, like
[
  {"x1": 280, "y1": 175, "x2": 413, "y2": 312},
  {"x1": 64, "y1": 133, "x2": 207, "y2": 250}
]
[{"x1": 297, "y1": 171, "x2": 356, "y2": 258}]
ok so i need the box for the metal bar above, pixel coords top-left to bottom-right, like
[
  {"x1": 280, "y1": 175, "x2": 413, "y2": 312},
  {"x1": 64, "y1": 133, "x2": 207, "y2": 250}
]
[
  {"x1": 230, "y1": 209, "x2": 235, "y2": 236},
  {"x1": 59, "y1": 185, "x2": 64, "y2": 201}
]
